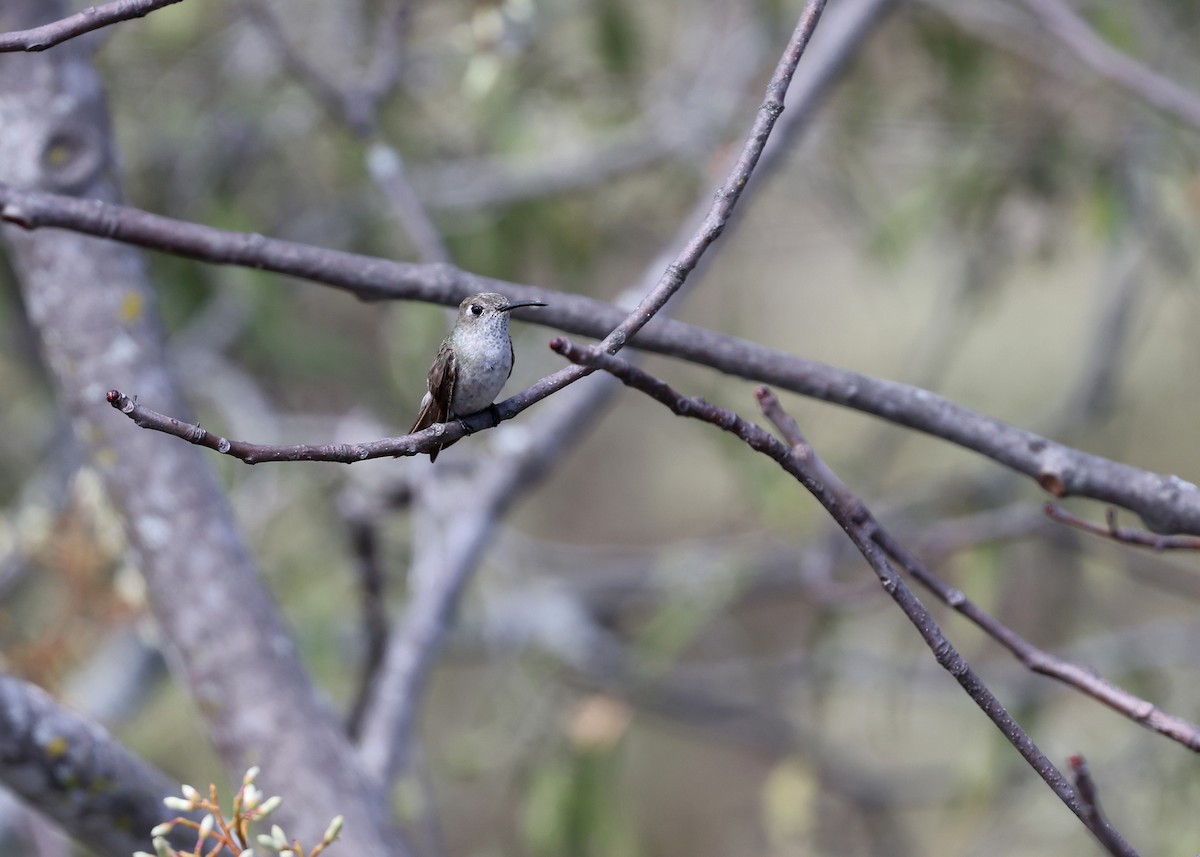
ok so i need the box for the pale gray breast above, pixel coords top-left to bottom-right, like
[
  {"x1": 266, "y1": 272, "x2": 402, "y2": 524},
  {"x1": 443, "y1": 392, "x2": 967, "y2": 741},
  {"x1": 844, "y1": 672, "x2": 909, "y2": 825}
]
[{"x1": 448, "y1": 320, "x2": 513, "y2": 416}]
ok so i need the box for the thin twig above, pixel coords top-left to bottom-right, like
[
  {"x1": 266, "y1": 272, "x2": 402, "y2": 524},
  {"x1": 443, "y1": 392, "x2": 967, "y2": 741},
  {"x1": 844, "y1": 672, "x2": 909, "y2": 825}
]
[
  {"x1": 339, "y1": 489, "x2": 398, "y2": 739},
  {"x1": 870, "y1": 514, "x2": 1200, "y2": 751},
  {"x1": 5, "y1": 181, "x2": 1198, "y2": 535},
  {"x1": 549, "y1": 338, "x2": 1140, "y2": 857},
  {"x1": 1069, "y1": 754, "x2": 1129, "y2": 857},
  {"x1": 0, "y1": 0, "x2": 183, "y2": 52},
  {"x1": 240, "y1": 0, "x2": 449, "y2": 263},
  {"x1": 596, "y1": 0, "x2": 828, "y2": 355},
  {"x1": 1045, "y1": 503, "x2": 1200, "y2": 552},
  {"x1": 105, "y1": 389, "x2": 453, "y2": 462}
]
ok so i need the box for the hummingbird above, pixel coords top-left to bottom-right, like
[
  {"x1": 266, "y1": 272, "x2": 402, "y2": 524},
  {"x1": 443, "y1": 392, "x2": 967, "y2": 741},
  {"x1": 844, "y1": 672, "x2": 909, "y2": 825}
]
[{"x1": 410, "y1": 292, "x2": 547, "y2": 461}]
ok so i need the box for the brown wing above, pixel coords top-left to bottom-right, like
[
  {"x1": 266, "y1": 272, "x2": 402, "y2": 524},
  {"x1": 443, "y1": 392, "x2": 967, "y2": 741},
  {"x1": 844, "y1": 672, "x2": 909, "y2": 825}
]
[{"x1": 411, "y1": 341, "x2": 456, "y2": 461}]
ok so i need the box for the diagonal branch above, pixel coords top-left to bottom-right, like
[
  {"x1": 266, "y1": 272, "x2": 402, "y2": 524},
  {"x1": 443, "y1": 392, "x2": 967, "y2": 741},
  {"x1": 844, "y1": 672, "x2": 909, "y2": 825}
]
[
  {"x1": 1020, "y1": 0, "x2": 1200, "y2": 130},
  {"x1": 549, "y1": 336, "x2": 1137, "y2": 849},
  {"x1": 549, "y1": 338, "x2": 1139, "y2": 857},
  {"x1": 1069, "y1": 754, "x2": 1127, "y2": 857},
  {"x1": 595, "y1": 0, "x2": 828, "y2": 354},
  {"x1": 0, "y1": 672, "x2": 199, "y2": 857},
  {"x1": 0, "y1": 0, "x2": 184, "y2": 52},
  {"x1": 1044, "y1": 503, "x2": 1200, "y2": 551}
]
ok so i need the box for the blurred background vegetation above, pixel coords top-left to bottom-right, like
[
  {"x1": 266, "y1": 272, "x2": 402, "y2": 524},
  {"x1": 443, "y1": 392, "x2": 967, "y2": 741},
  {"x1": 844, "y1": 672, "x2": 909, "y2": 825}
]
[{"x1": 4, "y1": 0, "x2": 1200, "y2": 854}]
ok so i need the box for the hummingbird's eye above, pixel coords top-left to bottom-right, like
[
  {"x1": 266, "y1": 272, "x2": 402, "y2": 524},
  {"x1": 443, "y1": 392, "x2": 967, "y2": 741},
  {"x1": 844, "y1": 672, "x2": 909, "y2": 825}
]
[{"x1": 470, "y1": 304, "x2": 483, "y2": 316}]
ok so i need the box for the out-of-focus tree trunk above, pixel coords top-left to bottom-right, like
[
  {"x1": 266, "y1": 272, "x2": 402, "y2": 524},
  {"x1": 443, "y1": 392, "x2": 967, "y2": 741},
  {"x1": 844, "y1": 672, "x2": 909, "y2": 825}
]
[{"x1": 0, "y1": 3, "x2": 406, "y2": 854}]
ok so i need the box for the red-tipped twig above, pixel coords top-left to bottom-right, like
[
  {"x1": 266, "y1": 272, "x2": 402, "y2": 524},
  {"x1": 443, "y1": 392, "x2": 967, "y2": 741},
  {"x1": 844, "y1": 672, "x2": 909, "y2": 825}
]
[{"x1": 1045, "y1": 503, "x2": 1200, "y2": 551}]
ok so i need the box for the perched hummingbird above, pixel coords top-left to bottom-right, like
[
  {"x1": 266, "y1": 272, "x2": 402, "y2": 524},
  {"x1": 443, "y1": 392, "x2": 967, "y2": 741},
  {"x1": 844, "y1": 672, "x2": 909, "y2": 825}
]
[{"x1": 410, "y1": 292, "x2": 547, "y2": 461}]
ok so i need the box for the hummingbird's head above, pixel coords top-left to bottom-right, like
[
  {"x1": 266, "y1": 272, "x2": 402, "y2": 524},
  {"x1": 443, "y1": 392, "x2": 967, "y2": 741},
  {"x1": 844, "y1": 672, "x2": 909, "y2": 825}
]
[{"x1": 457, "y1": 292, "x2": 547, "y2": 326}]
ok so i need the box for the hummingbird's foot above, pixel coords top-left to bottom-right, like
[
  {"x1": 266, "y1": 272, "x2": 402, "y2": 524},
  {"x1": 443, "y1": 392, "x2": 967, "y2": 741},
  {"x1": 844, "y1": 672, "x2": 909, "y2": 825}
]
[
  {"x1": 457, "y1": 417, "x2": 473, "y2": 436},
  {"x1": 486, "y1": 403, "x2": 502, "y2": 426}
]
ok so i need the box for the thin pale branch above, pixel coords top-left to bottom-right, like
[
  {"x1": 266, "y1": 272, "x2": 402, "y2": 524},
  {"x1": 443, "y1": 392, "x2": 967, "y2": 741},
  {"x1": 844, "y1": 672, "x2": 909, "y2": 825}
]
[
  {"x1": 596, "y1": 0, "x2": 828, "y2": 354},
  {"x1": 548, "y1": 337, "x2": 1138, "y2": 856},
  {"x1": 1020, "y1": 0, "x2": 1200, "y2": 131},
  {"x1": 0, "y1": 0, "x2": 183, "y2": 52},
  {"x1": 1045, "y1": 503, "x2": 1200, "y2": 551}
]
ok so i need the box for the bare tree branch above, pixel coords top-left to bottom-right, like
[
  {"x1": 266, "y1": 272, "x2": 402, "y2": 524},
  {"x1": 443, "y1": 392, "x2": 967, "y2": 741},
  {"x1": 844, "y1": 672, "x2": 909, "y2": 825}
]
[
  {"x1": 595, "y1": 0, "x2": 828, "y2": 354},
  {"x1": 0, "y1": 673, "x2": 196, "y2": 857},
  {"x1": 1069, "y1": 754, "x2": 1129, "y2": 857},
  {"x1": 1021, "y1": 0, "x2": 1200, "y2": 130},
  {"x1": 0, "y1": 0, "x2": 184, "y2": 52},
  {"x1": 549, "y1": 338, "x2": 1140, "y2": 857},
  {"x1": 1045, "y1": 503, "x2": 1200, "y2": 551},
  {"x1": 4, "y1": 177, "x2": 1173, "y2": 535},
  {"x1": 869, "y1": 523, "x2": 1200, "y2": 753},
  {"x1": 0, "y1": 4, "x2": 406, "y2": 852}
]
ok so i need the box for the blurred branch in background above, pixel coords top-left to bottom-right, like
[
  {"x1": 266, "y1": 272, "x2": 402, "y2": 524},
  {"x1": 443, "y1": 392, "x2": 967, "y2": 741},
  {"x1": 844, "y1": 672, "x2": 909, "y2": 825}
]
[
  {"x1": 551, "y1": 337, "x2": 1140, "y2": 856},
  {"x1": 1020, "y1": 0, "x2": 1200, "y2": 130},
  {"x1": 0, "y1": 672, "x2": 196, "y2": 857}
]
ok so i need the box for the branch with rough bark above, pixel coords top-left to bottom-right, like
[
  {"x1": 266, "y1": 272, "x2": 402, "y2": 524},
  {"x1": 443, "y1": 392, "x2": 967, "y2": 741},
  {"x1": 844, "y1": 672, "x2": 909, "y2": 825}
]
[
  {"x1": 0, "y1": 672, "x2": 196, "y2": 857},
  {"x1": 0, "y1": 3, "x2": 406, "y2": 853}
]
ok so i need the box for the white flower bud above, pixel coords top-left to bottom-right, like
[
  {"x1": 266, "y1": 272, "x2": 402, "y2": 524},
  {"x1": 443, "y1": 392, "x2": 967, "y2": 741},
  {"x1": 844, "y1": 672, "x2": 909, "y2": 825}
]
[
  {"x1": 258, "y1": 796, "x2": 283, "y2": 817},
  {"x1": 322, "y1": 815, "x2": 344, "y2": 843}
]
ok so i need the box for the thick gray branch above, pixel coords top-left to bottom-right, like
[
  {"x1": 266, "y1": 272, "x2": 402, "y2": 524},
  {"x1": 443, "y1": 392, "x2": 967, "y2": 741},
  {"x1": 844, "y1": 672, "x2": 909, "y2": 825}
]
[
  {"x1": 0, "y1": 673, "x2": 187, "y2": 857},
  {"x1": 0, "y1": 3, "x2": 403, "y2": 853}
]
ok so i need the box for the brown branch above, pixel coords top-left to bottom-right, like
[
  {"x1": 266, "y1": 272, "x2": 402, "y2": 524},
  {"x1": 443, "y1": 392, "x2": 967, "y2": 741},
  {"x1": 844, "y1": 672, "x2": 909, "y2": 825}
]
[
  {"x1": 105, "y1": 352, "x2": 587, "y2": 464},
  {"x1": 0, "y1": 0, "x2": 184, "y2": 52},
  {"x1": 1045, "y1": 503, "x2": 1200, "y2": 551},
  {"x1": 1069, "y1": 754, "x2": 1128, "y2": 857},
  {"x1": 870, "y1": 516, "x2": 1200, "y2": 752},
  {"x1": 549, "y1": 338, "x2": 1139, "y2": 857},
  {"x1": 4, "y1": 182, "x2": 1197, "y2": 537},
  {"x1": 104, "y1": 389, "x2": 456, "y2": 463}
]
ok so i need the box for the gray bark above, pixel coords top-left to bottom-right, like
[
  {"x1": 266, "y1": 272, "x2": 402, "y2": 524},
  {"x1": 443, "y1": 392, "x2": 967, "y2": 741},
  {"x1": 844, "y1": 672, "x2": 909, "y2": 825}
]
[
  {"x1": 0, "y1": 673, "x2": 190, "y2": 857},
  {"x1": 0, "y1": 4, "x2": 405, "y2": 854}
]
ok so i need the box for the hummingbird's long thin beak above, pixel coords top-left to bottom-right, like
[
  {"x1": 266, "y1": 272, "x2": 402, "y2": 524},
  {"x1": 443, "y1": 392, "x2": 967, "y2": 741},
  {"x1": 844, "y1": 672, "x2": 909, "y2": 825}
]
[{"x1": 499, "y1": 300, "x2": 548, "y2": 312}]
